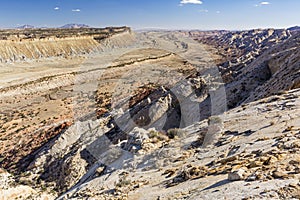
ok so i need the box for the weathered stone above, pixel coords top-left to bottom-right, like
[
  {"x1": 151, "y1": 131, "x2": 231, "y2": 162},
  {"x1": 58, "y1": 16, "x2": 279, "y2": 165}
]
[
  {"x1": 248, "y1": 161, "x2": 263, "y2": 168},
  {"x1": 219, "y1": 156, "x2": 238, "y2": 165},
  {"x1": 263, "y1": 156, "x2": 278, "y2": 165},
  {"x1": 272, "y1": 171, "x2": 289, "y2": 179},
  {"x1": 228, "y1": 168, "x2": 246, "y2": 181}
]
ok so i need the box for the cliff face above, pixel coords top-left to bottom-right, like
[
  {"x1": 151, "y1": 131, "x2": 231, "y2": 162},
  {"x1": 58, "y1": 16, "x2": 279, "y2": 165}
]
[
  {"x1": 0, "y1": 38, "x2": 99, "y2": 62},
  {"x1": 0, "y1": 27, "x2": 134, "y2": 62},
  {"x1": 243, "y1": 32, "x2": 300, "y2": 103},
  {"x1": 190, "y1": 29, "x2": 299, "y2": 108},
  {"x1": 192, "y1": 29, "x2": 291, "y2": 81}
]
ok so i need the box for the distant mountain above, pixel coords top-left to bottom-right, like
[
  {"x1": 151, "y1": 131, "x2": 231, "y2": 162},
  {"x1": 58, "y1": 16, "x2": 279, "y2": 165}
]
[
  {"x1": 17, "y1": 25, "x2": 35, "y2": 29},
  {"x1": 14, "y1": 24, "x2": 92, "y2": 30},
  {"x1": 288, "y1": 26, "x2": 300, "y2": 32},
  {"x1": 60, "y1": 24, "x2": 91, "y2": 29}
]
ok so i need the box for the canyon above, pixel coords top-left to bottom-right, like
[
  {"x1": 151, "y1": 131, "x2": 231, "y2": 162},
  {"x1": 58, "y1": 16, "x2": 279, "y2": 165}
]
[{"x1": 0, "y1": 26, "x2": 299, "y2": 199}]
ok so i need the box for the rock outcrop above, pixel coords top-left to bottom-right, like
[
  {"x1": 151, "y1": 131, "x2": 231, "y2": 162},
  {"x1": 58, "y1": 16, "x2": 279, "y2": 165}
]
[
  {"x1": 53, "y1": 89, "x2": 300, "y2": 200},
  {"x1": 216, "y1": 31, "x2": 300, "y2": 108},
  {"x1": 190, "y1": 28, "x2": 299, "y2": 108},
  {"x1": 244, "y1": 32, "x2": 300, "y2": 103},
  {"x1": 198, "y1": 29, "x2": 291, "y2": 83}
]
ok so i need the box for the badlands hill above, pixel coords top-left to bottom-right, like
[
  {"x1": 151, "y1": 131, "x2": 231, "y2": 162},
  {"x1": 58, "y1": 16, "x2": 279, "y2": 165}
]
[
  {"x1": 0, "y1": 27, "x2": 299, "y2": 199},
  {"x1": 191, "y1": 28, "x2": 299, "y2": 107},
  {"x1": 288, "y1": 26, "x2": 300, "y2": 33}
]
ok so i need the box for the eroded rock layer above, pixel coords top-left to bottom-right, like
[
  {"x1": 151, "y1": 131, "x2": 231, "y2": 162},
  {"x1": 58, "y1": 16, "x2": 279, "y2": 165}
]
[{"x1": 0, "y1": 27, "x2": 132, "y2": 62}]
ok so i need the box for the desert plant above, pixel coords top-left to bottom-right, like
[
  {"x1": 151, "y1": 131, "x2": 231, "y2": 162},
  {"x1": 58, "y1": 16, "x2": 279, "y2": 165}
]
[
  {"x1": 115, "y1": 178, "x2": 131, "y2": 188},
  {"x1": 208, "y1": 116, "x2": 223, "y2": 125},
  {"x1": 149, "y1": 130, "x2": 168, "y2": 141},
  {"x1": 167, "y1": 128, "x2": 186, "y2": 139}
]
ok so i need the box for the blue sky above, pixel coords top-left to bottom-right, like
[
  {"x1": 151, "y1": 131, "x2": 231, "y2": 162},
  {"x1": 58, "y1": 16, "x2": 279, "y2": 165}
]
[{"x1": 0, "y1": 0, "x2": 299, "y2": 30}]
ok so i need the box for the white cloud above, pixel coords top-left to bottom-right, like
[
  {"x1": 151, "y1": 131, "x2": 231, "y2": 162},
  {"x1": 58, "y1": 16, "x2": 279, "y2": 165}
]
[
  {"x1": 260, "y1": 1, "x2": 271, "y2": 5},
  {"x1": 54, "y1": 7, "x2": 60, "y2": 10},
  {"x1": 180, "y1": 0, "x2": 203, "y2": 5},
  {"x1": 72, "y1": 9, "x2": 81, "y2": 12},
  {"x1": 216, "y1": 11, "x2": 221, "y2": 14},
  {"x1": 199, "y1": 9, "x2": 208, "y2": 13},
  {"x1": 254, "y1": 2, "x2": 271, "y2": 7}
]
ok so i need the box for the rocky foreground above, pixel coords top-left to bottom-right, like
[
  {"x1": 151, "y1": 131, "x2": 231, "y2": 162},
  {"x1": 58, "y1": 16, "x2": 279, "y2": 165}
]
[{"x1": 0, "y1": 27, "x2": 299, "y2": 199}]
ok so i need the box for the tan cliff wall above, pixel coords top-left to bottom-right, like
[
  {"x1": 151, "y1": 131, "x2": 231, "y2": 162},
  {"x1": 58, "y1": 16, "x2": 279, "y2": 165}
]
[
  {"x1": 0, "y1": 37, "x2": 99, "y2": 62},
  {"x1": 0, "y1": 28, "x2": 135, "y2": 62}
]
